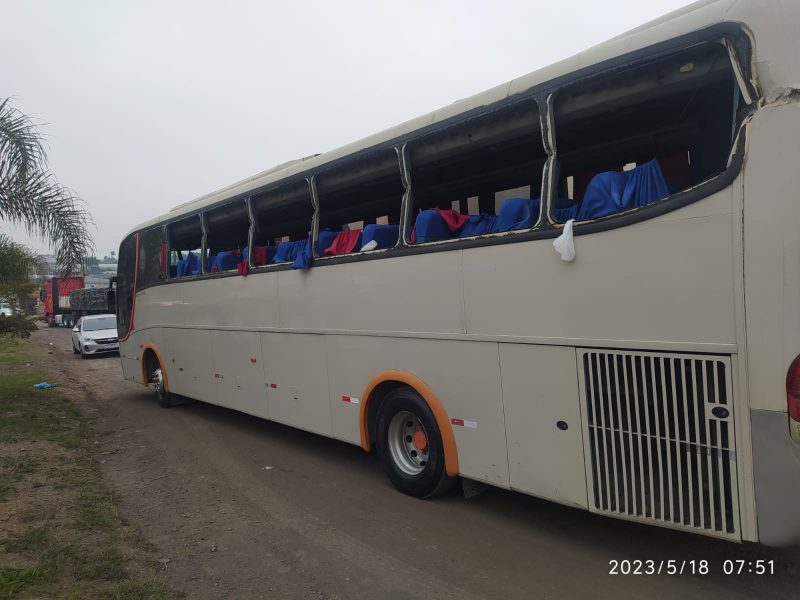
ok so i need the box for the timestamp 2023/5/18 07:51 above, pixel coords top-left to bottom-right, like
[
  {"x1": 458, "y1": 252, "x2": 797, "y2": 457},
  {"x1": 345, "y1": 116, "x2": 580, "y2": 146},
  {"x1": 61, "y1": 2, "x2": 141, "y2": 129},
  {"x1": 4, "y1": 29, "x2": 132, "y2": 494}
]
[{"x1": 608, "y1": 559, "x2": 775, "y2": 575}]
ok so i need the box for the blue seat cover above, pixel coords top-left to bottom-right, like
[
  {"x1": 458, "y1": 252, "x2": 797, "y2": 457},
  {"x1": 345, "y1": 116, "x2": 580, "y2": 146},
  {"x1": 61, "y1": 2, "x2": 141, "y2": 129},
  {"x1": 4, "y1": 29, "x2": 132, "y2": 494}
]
[
  {"x1": 459, "y1": 214, "x2": 497, "y2": 237},
  {"x1": 414, "y1": 210, "x2": 455, "y2": 243},
  {"x1": 577, "y1": 159, "x2": 669, "y2": 220},
  {"x1": 362, "y1": 224, "x2": 399, "y2": 249},
  {"x1": 188, "y1": 252, "x2": 200, "y2": 275},
  {"x1": 177, "y1": 251, "x2": 200, "y2": 276},
  {"x1": 176, "y1": 257, "x2": 187, "y2": 277},
  {"x1": 293, "y1": 239, "x2": 313, "y2": 269},
  {"x1": 552, "y1": 203, "x2": 578, "y2": 223},
  {"x1": 272, "y1": 240, "x2": 313, "y2": 270},
  {"x1": 272, "y1": 241, "x2": 298, "y2": 263},
  {"x1": 492, "y1": 198, "x2": 540, "y2": 232},
  {"x1": 215, "y1": 251, "x2": 240, "y2": 271},
  {"x1": 318, "y1": 229, "x2": 338, "y2": 255}
]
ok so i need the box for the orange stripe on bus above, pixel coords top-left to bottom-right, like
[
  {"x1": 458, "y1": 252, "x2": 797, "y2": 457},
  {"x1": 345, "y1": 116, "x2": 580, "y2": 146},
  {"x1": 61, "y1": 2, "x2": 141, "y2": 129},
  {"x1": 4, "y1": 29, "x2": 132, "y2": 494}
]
[
  {"x1": 140, "y1": 343, "x2": 169, "y2": 393},
  {"x1": 360, "y1": 370, "x2": 459, "y2": 477}
]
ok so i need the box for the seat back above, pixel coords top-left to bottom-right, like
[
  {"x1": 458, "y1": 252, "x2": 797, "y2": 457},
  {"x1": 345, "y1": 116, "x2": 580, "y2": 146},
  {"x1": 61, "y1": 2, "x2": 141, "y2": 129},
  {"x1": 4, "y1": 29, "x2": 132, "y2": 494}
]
[
  {"x1": 552, "y1": 201, "x2": 578, "y2": 223},
  {"x1": 182, "y1": 251, "x2": 199, "y2": 275},
  {"x1": 215, "y1": 251, "x2": 240, "y2": 271},
  {"x1": 317, "y1": 229, "x2": 338, "y2": 255},
  {"x1": 361, "y1": 224, "x2": 399, "y2": 249},
  {"x1": 414, "y1": 209, "x2": 455, "y2": 243},
  {"x1": 459, "y1": 214, "x2": 497, "y2": 237},
  {"x1": 577, "y1": 159, "x2": 668, "y2": 220},
  {"x1": 493, "y1": 198, "x2": 539, "y2": 232}
]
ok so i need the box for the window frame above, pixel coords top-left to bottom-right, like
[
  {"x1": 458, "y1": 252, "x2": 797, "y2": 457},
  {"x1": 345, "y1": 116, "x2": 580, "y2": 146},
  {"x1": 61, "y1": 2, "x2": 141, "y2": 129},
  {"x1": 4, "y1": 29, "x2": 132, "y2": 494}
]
[
  {"x1": 312, "y1": 148, "x2": 406, "y2": 261},
  {"x1": 166, "y1": 214, "x2": 204, "y2": 280},
  {"x1": 400, "y1": 96, "x2": 548, "y2": 248},
  {"x1": 244, "y1": 179, "x2": 315, "y2": 269},
  {"x1": 128, "y1": 23, "x2": 754, "y2": 292},
  {"x1": 544, "y1": 38, "x2": 748, "y2": 228}
]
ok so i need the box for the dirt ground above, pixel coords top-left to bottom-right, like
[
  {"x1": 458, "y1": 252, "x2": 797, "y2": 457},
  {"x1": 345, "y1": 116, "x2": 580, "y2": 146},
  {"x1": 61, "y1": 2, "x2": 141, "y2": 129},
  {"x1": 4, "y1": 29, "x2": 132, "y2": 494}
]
[{"x1": 33, "y1": 326, "x2": 800, "y2": 599}]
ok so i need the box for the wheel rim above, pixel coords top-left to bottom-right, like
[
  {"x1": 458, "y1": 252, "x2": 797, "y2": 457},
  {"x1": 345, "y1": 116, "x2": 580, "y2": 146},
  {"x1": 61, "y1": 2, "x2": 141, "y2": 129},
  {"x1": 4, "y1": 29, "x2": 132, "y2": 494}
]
[
  {"x1": 151, "y1": 367, "x2": 163, "y2": 394},
  {"x1": 387, "y1": 410, "x2": 430, "y2": 476}
]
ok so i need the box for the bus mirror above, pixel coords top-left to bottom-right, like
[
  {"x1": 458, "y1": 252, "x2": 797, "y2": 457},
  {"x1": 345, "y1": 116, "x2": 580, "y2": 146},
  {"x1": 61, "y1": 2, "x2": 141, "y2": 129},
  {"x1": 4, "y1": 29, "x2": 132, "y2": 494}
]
[{"x1": 107, "y1": 290, "x2": 116, "y2": 312}]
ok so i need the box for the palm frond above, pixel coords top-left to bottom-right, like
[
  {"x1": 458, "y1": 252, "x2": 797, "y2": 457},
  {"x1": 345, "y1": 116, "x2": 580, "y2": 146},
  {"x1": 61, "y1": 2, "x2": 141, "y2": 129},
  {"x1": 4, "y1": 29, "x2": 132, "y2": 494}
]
[
  {"x1": 0, "y1": 97, "x2": 94, "y2": 277},
  {"x1": 0, "y1": 233, "x2": 45, "y2": 285}
]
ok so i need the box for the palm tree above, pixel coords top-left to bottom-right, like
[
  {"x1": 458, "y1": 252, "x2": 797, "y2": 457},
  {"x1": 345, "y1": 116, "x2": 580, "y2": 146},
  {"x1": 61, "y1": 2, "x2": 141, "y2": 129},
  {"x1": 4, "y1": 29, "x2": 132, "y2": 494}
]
[
  {"x1": 0, "y1": 97, "x2": 93, "y2": 275},
  {"x1": 0, "y1": 233, "x2": 44, "y2": 338}
]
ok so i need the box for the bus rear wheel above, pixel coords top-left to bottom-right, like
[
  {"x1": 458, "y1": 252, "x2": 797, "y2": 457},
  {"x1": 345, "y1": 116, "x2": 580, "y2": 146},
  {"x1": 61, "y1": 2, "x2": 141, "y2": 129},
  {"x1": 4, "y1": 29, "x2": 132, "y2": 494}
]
[{"x1": 376, "y1": 387, "x2": 455, "y2": 498}]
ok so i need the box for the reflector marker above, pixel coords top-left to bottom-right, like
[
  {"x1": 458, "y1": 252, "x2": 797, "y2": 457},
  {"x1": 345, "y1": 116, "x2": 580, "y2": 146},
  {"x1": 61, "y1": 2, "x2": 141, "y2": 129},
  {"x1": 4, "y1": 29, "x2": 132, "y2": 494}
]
[
  {"x1": 450, "y1": 418, "x2": 477, "y2": 428},
  {"x1": 342, "y1": 395, "x2": 360, "y2": 405}
]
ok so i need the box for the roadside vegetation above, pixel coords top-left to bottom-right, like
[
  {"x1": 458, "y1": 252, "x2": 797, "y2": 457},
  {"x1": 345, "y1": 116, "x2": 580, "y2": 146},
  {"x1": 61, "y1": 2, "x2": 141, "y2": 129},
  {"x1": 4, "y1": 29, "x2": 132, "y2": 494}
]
[{"x1": 0, "y1": 336, "x2": 180, "y2": 599}]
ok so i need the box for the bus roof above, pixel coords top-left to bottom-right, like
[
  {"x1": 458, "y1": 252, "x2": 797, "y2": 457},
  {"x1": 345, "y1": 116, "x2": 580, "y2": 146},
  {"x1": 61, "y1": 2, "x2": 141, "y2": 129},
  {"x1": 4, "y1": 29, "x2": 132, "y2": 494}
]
[{"x1": 128, "y1": 0, "x2": 791, "y2": 237}]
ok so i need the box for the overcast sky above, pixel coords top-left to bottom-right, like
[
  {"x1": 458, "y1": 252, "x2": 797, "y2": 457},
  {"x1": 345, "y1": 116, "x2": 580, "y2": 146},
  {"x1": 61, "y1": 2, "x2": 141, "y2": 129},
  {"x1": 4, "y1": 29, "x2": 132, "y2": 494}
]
[{"x1": 1, "y1": 0, "x2": 697, "y2": 257}]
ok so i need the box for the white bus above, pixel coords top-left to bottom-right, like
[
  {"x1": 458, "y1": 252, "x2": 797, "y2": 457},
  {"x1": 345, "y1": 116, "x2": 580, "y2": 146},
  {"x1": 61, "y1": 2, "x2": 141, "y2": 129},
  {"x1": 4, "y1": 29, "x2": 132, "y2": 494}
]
[{"x1": 116, "y1": 0, "x2": 800, "y2": 545}]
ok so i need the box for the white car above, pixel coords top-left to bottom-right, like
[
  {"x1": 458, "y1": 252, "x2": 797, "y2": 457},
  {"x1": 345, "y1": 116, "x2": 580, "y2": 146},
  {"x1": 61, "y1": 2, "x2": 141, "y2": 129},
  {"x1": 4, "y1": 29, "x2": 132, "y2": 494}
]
[
  {"x1": 72, "y1": 314, "x2": 119, "y2": 358},
  {"x1": 0, "y1": 302, "x2": 13, "y2": 317}
]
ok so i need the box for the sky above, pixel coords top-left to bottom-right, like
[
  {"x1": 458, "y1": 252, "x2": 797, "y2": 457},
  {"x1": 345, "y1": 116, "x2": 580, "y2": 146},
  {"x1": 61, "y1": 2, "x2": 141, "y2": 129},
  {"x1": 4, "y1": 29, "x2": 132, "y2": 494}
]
[{"x1": 1, "y1": 0, "x2": 698, "y2": 258}]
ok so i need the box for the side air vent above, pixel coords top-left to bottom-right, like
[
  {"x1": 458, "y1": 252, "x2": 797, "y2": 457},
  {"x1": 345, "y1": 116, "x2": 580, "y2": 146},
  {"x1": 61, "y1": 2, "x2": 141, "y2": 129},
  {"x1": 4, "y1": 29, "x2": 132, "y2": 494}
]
[{"x1": 577, "y1": 350, "x2": 739, "y2": 539}]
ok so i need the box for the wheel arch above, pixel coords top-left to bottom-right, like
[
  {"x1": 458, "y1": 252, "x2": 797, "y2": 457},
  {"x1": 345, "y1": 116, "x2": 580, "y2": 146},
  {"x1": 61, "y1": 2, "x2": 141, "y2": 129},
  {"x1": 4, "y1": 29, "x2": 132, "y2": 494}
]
[
  {"x1": 140, "y1": 343, "x2": 169, "y2": 392},
  {"x1": 360, "y1": 370, "x2": 459, "y2": 477}
]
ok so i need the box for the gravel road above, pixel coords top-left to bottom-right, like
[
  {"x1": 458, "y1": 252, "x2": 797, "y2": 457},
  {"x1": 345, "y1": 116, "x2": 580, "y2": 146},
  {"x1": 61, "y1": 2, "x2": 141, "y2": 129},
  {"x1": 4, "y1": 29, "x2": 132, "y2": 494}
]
[{"x1": 37, "y1": 327, "x2": 800, "y2": 599}]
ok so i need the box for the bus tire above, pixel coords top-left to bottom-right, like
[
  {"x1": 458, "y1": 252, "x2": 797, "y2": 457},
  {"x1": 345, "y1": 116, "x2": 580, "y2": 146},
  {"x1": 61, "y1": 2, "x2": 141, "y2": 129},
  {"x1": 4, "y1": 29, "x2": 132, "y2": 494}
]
[
  {"x1": 376, "y1": 387, "x2": 455, "y2": 498},
  {"x1": 156, "y1": 385, "x2": 173, "y2": 409},
  {"x1": 146, "y1": 355, "x2": 172, "y2": 408}
]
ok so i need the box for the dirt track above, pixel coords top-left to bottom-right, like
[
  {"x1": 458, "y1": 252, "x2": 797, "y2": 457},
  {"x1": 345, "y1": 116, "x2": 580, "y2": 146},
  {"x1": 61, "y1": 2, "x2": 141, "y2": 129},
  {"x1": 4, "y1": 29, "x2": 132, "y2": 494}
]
[{"x1": 36, "y1": 327, "x2": 800, "y2": 599}]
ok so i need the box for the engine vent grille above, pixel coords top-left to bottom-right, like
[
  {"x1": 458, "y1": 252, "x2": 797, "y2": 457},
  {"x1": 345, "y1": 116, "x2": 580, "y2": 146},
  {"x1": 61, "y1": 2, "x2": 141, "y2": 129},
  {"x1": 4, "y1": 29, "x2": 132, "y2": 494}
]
[{"x1": 578, "y1": 350, "x2": 739, "y2": 539}]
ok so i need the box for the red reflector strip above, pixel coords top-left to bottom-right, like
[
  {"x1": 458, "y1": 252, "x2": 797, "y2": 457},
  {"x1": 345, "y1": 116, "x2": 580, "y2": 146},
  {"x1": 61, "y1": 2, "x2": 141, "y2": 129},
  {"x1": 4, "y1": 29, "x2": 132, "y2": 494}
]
[
  {"x1": 270, "y1": 383, "x2": 277, "y2": 388},
  {"x1": 342, "y1": 395, "x2": 360, "y2": 404},
  {"x1": 450, "y1": 418, "x2": 478, "y2": 429}
]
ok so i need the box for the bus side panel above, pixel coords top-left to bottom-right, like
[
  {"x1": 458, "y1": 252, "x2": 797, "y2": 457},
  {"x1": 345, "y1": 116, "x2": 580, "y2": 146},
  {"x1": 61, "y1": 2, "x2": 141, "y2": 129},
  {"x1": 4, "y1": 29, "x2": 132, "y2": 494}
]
[
  {"x1": 182, "y1": 274, "x2": 279, "y2": 329},
  {"x1": 326, "y1": 335, "x2": 509, "y2": 488},
  {"x1": 163, "y1": 328, "x2": 217, "y2": 404},
  {"x1": 462, "y1": 192, "x2": 736, "y2": 348},
  {"x1": 742, "y1": 103, "x2": 800, "y2": 546},
  {"x1": 119, "y1": 339, "x2": 141, "y2": 384},
  {"x1": 210, "y1": 330, "x2": 268, "y2": 419},
  {"x1": 499, "y1": 344, "x2": 588, "y2": 508},
  {"x1": 133, "y1": 283, "x2": 182, "y2": 329},
  {"x1": 277, "y1": 252, "x2": 464, "y2": 335},
  {"x1": 261, "y1": 332, "x2": 332, "y2": 436},
  {"x1": 743, "y1": 103, "x2": 800, "y2": 412}
]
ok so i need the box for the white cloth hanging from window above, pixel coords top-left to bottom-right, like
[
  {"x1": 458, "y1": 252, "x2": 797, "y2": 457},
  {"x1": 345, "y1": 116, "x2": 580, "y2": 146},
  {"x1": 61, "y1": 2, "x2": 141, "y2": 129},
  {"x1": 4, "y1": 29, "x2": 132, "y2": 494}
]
[{"x1": 553, "y1": 219, "x2": 576, "y2": 262}]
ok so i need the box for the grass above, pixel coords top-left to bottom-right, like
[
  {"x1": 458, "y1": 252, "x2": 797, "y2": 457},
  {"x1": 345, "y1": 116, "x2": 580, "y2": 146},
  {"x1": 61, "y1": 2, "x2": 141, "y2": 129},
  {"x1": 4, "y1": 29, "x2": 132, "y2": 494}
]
[
  {"x1": 0, "y1": 337, "x2": 30, "y2": 365},
  {"x1": 0, "y1": 336, "x2": 180, "y2": 599},
  {"x1": 0, "y1": 567, "x2": 41, "y2": 599}
]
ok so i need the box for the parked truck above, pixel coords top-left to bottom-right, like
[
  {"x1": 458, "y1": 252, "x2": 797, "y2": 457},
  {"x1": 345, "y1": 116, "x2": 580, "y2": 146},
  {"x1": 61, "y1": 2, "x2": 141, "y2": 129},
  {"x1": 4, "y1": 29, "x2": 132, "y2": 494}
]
[
  {"x1": 42, "y1": 277, "x2": 84, "y2": 327},
  {"x1": 42, "y1": 277, "x2": 116, "y2": 327}
]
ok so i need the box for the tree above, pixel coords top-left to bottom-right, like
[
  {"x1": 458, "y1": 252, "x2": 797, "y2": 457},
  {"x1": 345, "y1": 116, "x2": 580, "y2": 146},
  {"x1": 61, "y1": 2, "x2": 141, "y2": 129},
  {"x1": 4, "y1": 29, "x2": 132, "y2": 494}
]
[
  {"x1": 0, "y1": 234, "x2": 43, "y2": 338},
  {"x1": 0, "y1": 98, "x2": 93, "y2": 276}
]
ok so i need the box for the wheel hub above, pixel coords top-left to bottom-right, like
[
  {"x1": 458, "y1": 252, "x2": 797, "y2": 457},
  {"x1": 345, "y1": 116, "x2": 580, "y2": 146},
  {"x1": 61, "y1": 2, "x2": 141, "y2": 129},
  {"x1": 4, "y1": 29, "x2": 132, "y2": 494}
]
[{"x1": 388, "y1": 411, "x2": 430, "y2": 476}]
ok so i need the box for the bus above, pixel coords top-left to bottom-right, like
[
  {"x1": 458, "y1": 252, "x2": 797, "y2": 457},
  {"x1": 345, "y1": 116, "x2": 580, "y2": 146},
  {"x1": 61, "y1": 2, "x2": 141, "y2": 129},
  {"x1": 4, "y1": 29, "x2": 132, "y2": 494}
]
[{"x1": 116, "y1": 0, "x2": 800, "y2": 546}]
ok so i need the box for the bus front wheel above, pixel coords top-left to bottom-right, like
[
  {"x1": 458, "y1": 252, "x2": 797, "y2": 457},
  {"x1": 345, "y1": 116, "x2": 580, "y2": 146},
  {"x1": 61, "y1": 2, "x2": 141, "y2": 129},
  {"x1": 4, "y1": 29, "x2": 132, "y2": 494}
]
[{"x1": 376, "y1": 387, "x2": 455, "y2": 498}]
